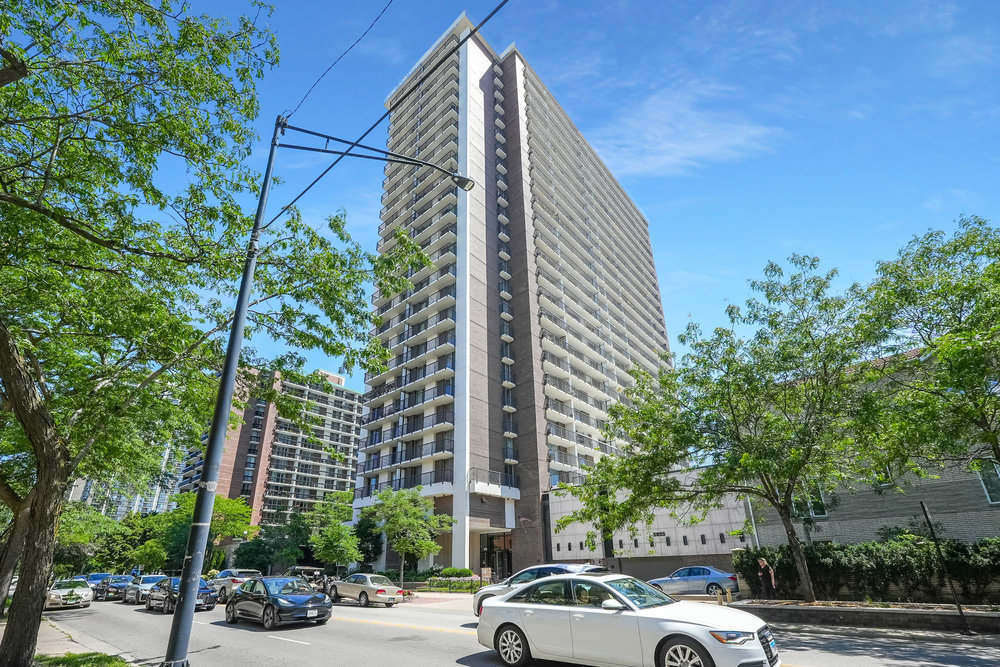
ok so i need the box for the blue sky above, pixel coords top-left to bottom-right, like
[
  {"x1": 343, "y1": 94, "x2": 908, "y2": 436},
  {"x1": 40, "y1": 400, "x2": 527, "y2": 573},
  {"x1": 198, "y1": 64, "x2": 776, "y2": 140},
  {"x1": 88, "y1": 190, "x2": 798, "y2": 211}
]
[{"x1": 227, "y1": 1, "x2": 1000, "y2": 391}]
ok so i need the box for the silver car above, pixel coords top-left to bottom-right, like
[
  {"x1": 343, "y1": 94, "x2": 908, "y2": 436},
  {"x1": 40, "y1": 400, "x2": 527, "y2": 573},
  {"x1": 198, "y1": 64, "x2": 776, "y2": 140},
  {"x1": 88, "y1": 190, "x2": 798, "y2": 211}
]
[
  {"x1": 330, "y1": 573, "x2": 402, "y2": 607},
  {"x1": 648, "y1": 565, "x2": 739, "y2": 596},
  {"x1": 208, "y1": 568, "x2": 263, "y2": 603},
  {"x1": 473, "y1": 563, "x2": 608, "y2": 616},
  {"x1": 124, "y1": 574, "x2": 165, "y2": 604},
  {"x1": 45, "y1": 580, "x2": 94, "y2": 609}
]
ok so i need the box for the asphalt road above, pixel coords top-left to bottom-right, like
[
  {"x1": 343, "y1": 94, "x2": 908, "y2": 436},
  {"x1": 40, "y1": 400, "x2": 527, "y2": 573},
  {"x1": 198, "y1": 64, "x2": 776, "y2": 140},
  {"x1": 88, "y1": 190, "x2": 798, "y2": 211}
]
[{"x1": 43, "y1": 595, "x2": 1000, "y2": 667}]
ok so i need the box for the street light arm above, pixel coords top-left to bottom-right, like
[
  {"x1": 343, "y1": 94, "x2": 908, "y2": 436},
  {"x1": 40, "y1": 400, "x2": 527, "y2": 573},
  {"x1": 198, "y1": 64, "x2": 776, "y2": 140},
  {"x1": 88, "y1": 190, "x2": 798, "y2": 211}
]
[{"x1": 282, "y1": 124, "x2": 475, "y2": 191}]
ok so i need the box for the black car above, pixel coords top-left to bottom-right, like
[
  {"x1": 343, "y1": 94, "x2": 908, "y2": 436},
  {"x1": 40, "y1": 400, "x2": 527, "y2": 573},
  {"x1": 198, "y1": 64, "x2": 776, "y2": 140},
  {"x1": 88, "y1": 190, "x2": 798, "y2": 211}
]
[
  {"x1": 145, "y1": 577, "x2": 217, "y2": 614},
  {"x1": 95, "y1": 575, "x2": 134, "y2": 601},
  {"x1": 225, "y1": 576, "x2": 332, "y2": 629}
]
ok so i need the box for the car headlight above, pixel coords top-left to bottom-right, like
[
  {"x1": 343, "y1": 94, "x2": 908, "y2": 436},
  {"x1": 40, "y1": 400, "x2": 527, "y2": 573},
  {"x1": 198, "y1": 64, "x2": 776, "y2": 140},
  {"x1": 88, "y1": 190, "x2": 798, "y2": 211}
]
[
  {"x1": 709, "y1": 631, "x2": 755, "y2": 645},
  {"x1": 275, "y1": 597, "x2": 295, "y2": 606}
]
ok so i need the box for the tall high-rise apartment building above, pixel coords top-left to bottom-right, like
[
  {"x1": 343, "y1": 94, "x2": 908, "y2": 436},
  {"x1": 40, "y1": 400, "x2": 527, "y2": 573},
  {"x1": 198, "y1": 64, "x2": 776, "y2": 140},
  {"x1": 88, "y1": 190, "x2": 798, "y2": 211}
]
[
  {"x1": 354, "y1": 15, "x2": 669, "y2": 577},
  {"x1": 68, "y1": 446, "x2": 180, "y2": 520},
  {"x1": 180, "y1": 370, "x2": 362, "y2": 525}
]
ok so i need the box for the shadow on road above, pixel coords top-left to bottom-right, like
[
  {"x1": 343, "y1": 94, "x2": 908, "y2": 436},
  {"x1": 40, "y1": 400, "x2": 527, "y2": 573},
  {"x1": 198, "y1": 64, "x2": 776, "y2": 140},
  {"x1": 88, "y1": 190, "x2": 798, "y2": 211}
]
[{"x1": 779, "y1": 632, "x2": 1000, "y2": 667}]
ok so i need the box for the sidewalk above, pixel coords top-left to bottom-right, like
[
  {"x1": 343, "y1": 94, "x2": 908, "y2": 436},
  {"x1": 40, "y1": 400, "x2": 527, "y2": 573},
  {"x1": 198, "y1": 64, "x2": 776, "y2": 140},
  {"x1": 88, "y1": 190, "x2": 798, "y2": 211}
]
[
  {"x1": 0, "y1": 614, "x2": 137, "y2": 662},
  {"x1": 771, "y1": 621, "x2": 1000, "y2": 648}
]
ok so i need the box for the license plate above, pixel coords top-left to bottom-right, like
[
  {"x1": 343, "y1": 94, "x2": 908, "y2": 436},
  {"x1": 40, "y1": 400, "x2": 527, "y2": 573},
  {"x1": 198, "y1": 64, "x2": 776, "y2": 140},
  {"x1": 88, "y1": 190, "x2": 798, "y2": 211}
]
[
  {"x1": 307, "y1": 609, "x2": 318, "y2": 617},
  {"x1": 386, "y1": 598, "x2": 396, "y2": 603}
]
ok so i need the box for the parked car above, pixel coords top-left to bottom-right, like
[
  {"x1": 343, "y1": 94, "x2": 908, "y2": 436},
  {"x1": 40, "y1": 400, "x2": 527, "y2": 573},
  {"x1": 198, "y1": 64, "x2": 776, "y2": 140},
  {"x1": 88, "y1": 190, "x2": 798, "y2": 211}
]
[
  {"x1": 478, "y1": 572, "x2": 779, "y2": 667},
  {"x1": 84, "y1": 572, "x2": 112, "y2": 590},
  {"x1": 279, "y1": 566, "x2": 324, "y2": 586},
  {"x1": 648, "y1": 566, "x2": 740, "y2": 596},
  {"x1": 225, "y1": 576, "x2": 332, "y2": 629},
  {"x1": 329, "y1": 573, "x2": 401, "y2": 608},
  {"x1": 95, "y1": 575, "x2": 134, "y2": 601},
  {"x1": 208, "y1": 569, "x2": 263, "y2": 603},
  {"x1": 473, "y1": 563, "x2": 608, "y2": 616},
  {"x1": 124, "y1": 575, "x2": 164, "y2": 604},
  {"x1": 45, "y1": 580, "x2": 94, "y2": 610},
  {"x1": 144, "y1": 577, "x2": 217, "y2": 614}
]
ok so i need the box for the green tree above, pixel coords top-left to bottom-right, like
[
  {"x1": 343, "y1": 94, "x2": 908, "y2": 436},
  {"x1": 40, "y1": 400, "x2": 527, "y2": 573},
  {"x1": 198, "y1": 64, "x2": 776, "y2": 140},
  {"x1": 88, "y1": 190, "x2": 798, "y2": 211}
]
[
  {"x1": 0, "y1": 2, "x2": 422, "y2": 663},
  {"x1": 361, "y1": 487, "x2": 455, "y2": 589},
  {"x1": 863, "y1": 216, "x2": 1000, "y2": 471},
  {"x1": 233, "y1": 515, "x2": 310, "y2": 574},
  {"x1": 558, "y1": 256, "x2": 882, "y2": 602},
  {"x1": 303, "y1": 493, "x2": 361, "y2": 570},
  {"x1": 51, "y1": 502, "x2": 115, "y2": 580},
  {"x1": 131, "y1": 539, "x2": 167, "y2": 573},
  {"x1": 355, "y1": 515, "x2": 383, "y2": 570},
  {"x1": 146, "y1": 494, "x2": 254, "y2": 572}
]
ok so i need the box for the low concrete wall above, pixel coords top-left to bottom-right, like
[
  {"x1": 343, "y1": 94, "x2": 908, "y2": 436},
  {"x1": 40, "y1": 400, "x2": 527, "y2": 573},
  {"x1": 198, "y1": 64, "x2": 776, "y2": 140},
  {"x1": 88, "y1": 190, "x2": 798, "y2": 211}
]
[{"x1": 734, "y1": 602, "x2": 1000, "y2": 634}]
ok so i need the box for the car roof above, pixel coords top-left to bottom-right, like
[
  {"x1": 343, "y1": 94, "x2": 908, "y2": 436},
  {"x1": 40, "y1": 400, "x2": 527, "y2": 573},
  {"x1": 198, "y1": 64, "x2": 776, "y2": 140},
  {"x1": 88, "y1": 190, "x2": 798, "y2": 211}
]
[{"x1": 533, "y1": 572, "x2": 633, "y2": 583}]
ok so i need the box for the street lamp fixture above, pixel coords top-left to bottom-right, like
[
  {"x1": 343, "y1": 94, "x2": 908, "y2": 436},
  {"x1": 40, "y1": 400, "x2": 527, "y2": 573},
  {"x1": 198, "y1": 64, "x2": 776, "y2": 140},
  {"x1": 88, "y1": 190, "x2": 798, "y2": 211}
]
[{"x1": 159, "y1": 115, "x2": 473, "y2": 667}]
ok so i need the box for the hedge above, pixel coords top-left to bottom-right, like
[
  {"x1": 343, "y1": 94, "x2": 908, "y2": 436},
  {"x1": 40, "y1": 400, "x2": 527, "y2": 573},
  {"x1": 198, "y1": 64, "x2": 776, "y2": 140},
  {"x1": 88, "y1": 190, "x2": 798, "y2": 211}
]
[{"x1": 732, "y1": 537, "x2": 1000, "y2": 603}]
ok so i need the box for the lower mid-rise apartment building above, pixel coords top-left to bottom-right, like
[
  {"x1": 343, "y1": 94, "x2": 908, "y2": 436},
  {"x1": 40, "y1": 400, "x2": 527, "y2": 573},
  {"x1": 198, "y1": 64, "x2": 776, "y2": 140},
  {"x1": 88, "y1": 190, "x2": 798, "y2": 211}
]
[{"x1": 179, "y1": 370, "x2": 362, "y2": 525}]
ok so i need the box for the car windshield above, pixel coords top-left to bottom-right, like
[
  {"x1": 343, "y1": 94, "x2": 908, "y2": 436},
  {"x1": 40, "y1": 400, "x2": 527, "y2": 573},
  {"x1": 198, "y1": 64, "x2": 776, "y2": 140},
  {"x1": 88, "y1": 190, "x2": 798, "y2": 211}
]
[
  {"x1": 607, "y1": 577, "x2": 676, "y2": 609},
  {"x1": 369, "y1": 575, "x2": 393, "y2": 587},
  {"x1": 140, "y1": 576, "x2": 161, "y2": 584},
  {"x1": 265, "y1": 578, "x2": 314, "y2": 596},
  {"x1": 110, "y1": 576, "x2": 133, "y2": 583},
  {"x1": 53, "y1": 581, "x2": 89, "y2": 590},
  {"x1": 87, "y1": 573, "x2": 111, "y2": 581}
]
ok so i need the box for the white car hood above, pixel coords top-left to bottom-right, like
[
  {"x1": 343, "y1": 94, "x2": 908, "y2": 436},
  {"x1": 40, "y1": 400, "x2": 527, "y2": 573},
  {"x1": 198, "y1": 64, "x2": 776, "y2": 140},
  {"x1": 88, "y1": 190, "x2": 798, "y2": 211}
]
[{"x1": 642, "y1": 600, "x2": 765, "y2": 632}]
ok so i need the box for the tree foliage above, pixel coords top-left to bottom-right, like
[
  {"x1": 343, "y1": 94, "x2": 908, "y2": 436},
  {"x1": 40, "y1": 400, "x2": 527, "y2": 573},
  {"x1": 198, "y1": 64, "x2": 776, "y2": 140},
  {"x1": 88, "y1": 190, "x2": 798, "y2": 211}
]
[
  {"x1": 355, "y1": 515, "x2": 383, "y2": 570},
  {"x1": 864, "y1": 215, "x2": 1000, "y2": 471},
  {"x1": 558, "y1": 255, "x2": 881, "y2": 602},
  {"x1": 302, "y1": 492, "x2": 361, "y2": 568},
  {"x1": 0, "y1": 1, "x2": 423, "y2": 661},
  {"x1": 361, "y1": 487, "x2": 455, "y2": 588},
  {"x1": 233, "y1": 513, "x2": 310, "y2": 574}
]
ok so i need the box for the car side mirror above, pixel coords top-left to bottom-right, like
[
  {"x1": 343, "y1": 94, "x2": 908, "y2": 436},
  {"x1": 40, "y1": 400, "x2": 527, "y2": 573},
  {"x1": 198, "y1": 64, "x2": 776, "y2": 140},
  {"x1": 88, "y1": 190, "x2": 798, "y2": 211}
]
[{"x1": 601, "y1": 599, "x2": 624, "y2": 611}]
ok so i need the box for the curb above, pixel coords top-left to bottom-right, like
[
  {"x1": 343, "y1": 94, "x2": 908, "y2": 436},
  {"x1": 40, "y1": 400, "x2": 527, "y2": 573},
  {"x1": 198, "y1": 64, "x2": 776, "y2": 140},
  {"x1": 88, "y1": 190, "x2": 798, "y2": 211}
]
[
  {"x1": 769, "y1": 622, "x2": 1000, "y2": 648},
  {"x1": 42, "y1": 616, "x2": 141, "y2": 663}
]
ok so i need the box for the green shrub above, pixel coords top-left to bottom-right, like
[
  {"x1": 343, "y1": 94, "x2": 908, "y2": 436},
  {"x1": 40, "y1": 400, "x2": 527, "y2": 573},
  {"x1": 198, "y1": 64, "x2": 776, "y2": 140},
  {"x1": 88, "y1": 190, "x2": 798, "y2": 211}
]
[
  {"x1": 439, "y1": 567, "x2": 474, "y2": 578},
  {"x1": 734, "y1": 537, "x2": 1000, "y2": 603}
]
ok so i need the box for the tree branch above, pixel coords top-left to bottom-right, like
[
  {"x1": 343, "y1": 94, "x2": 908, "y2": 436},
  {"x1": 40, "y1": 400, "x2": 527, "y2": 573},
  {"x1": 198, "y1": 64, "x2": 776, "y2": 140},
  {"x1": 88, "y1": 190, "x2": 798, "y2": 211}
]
[{"x1": 0, "y1": 47, "x2": 28, "y2": 88}]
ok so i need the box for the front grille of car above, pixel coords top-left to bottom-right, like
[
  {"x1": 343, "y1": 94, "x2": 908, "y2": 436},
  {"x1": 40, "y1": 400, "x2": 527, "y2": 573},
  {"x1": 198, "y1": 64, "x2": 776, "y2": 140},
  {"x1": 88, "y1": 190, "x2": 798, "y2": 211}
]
[{"x1": 757, "y1": 625, "x2": 779, "y2": 666}]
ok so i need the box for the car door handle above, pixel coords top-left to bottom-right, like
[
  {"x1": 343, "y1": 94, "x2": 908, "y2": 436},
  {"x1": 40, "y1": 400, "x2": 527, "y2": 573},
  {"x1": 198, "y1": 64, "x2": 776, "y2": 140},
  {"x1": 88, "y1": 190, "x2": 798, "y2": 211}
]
[
  {"x1": 572, "y1": 613, "x2": 585, "y2": 620},
  {"x1": 523, "y1": 610, "x2": 534, "y2": 616}
]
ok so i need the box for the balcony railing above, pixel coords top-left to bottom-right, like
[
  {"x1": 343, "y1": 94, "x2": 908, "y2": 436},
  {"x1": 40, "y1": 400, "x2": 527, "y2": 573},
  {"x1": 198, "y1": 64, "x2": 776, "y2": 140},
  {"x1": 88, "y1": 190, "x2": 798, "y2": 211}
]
[
  {"x1": 356, "y1": 437, "x2": 455, "y2": 474},
  {"x1": 469, "y1": 467, "x2": 519, "y2": 489},
  {"x1": 354, "y1": 468, "x2": 454, "y2": 500}
]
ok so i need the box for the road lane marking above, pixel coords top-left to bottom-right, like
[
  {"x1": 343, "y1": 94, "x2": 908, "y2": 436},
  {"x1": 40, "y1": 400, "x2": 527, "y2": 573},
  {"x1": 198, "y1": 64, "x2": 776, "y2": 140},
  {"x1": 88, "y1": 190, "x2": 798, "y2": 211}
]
[
  {"x1": 332, "y1": 617, "x2": 477, "y2": 636},
  {"x1": 268, "y1": 635, "x2": 310, "y2": 645},
  {"x1": 193, "y1": 621, "x2": 208, "y2": 625}
]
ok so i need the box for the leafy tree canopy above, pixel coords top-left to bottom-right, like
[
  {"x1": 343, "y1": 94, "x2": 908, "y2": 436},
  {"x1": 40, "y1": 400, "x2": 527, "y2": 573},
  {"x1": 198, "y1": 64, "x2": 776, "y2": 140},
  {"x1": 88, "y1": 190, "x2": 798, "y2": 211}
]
[
  {"x1": 558, "y1": 255, "x2": 883, "y2": 602},
  {"x1": 864, "y1": 215, "x2": 1000, "y2": 470}
]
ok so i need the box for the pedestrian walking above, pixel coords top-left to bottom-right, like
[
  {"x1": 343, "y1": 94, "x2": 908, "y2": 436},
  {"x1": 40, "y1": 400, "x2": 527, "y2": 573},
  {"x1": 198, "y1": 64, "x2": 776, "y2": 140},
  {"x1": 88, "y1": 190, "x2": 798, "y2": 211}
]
[{"x1": 757, "y1": 557, "x2": 777, "y2": 600}]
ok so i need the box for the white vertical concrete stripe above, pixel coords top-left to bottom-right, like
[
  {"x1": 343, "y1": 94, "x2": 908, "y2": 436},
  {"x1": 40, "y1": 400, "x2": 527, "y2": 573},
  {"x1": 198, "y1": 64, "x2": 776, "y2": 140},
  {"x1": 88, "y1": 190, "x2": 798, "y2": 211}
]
[{"x1": 451, "y1": 29, "x2": 473, "y2": 569}]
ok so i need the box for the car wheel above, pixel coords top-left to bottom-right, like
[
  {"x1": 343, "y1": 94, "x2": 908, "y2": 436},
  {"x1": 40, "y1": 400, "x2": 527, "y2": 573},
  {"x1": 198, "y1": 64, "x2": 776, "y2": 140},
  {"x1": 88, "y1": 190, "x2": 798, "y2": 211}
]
[
  {"x1": 162, "y1": 597, "x2": 173, "y2": 615},
  {"x1": 495, "y1": 624, "x2": 531, "y2": 667},
  {"x1": 145, "y1": 596, "x2": 153, "y2": 611},
  {"x1": 218, "y1": 587, "x2": 228, "y2": 604},
  {"x1": 385, "y1": 602, "x2": 394, "y2": 608},
  {"x1": 477, "y1": 595, "x2": 493, "y2": 616},
  {"x1": 225, "y1": 603, "x2": 238, "y2": 624},
  {"x1": 706, "y1": 583, "x2": 723, "y2": 596},
  {"x1": 330, "y1": 586, "x2": 340, "y2": 602},
  {"x1": 82, "y1": 602, "x2": 91, "y2": 608},
  {"x1": 262, "y1": 605, "x2": 277, "y2": 630},
  {"x1": 658, "y1": 637, "x2": 715, "y2": 667},
  {"x1": 358, "y1": 592, "x2": 369, "y2": 608}
]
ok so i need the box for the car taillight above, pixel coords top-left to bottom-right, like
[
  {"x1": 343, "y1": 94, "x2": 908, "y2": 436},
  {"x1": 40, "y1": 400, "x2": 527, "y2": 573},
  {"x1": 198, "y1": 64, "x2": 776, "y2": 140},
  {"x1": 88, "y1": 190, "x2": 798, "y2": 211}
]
[
  {"x1": 376, "y1": 589, "x2": 386, "y2": 595},
  {"x1": 396, "y1": 590, "x2": 402, "y2": 595},
  {"x1": 231, "y1": 579, "x2": 241, "y2": 583},
  {"x1": 729, "y1": 576, "x2": 738, "y2": 581}
]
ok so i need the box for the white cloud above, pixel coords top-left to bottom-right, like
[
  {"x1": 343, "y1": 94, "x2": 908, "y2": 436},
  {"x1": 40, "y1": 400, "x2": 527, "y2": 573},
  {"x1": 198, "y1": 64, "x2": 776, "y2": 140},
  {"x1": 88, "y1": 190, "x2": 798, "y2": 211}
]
[{"x1": 589, "y1": 81, "x2": 775, "y2": 177}]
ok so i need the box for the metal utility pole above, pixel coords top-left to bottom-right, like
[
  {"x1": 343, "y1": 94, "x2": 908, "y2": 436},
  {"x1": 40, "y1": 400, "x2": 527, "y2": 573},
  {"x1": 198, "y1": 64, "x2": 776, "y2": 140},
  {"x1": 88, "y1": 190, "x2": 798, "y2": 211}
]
[
  {"x1": 160, "y1": 115, "x2": 285, "y2": 667},
  {"x1": 920, "y1": 500, "x2": 975, "y2": 636}
]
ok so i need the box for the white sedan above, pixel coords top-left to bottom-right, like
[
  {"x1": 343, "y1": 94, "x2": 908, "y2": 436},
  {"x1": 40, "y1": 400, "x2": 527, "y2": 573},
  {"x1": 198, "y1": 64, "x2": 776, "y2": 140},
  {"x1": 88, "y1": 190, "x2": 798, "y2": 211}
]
[
  {"x1": 477, "y1": 572, "x2": 779, "y2": 667},
  {"x1": 45, "y1": 580, "x2": 94, "y2": 610}
]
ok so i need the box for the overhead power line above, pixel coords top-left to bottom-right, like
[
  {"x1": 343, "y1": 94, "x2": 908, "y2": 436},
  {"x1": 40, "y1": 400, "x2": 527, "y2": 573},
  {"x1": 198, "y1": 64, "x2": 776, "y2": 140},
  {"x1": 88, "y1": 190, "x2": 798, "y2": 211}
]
[
  {"x1": 267, "y1": 0, "x2": 511, "y2": 228},
  {"x1": 286, "y1": 0, "x2": 396, "y2": 118}
]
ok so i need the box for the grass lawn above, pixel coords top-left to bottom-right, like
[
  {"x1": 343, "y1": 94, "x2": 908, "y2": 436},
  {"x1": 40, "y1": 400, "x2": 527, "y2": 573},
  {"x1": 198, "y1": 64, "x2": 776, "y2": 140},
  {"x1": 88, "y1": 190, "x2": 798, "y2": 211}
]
[{"x1": 34, "y1": 653, "x2": 131, "y2": 666}]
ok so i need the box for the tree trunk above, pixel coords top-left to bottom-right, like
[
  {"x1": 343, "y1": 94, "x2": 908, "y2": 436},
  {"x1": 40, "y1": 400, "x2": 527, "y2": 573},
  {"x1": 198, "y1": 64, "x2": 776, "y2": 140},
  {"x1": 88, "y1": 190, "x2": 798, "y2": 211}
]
[
  {"x1": 0, "y1": 480, "x2": 65, "y2": 666},
  {"x1": 776, "y1": 506, "x2": 816, "y2": 602},
  {"x1": 0, "y1": 505, "x2": 29, "y2": 618}
]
